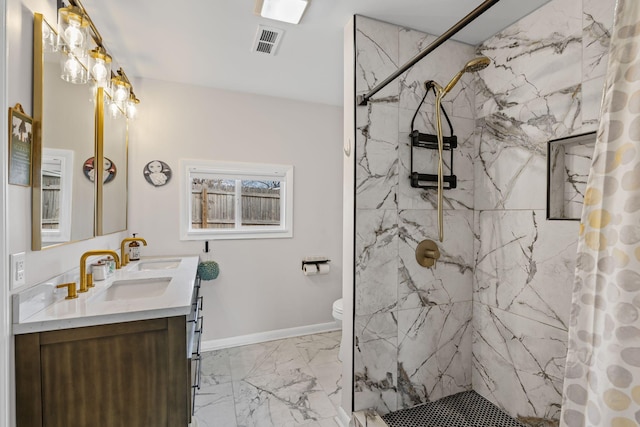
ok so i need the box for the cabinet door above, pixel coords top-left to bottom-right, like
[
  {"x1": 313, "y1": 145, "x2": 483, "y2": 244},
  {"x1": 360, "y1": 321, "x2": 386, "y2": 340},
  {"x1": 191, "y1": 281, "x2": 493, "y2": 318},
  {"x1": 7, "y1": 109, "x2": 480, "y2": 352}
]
[
  {"x1": 41, "y1": 326, "x2": 168, "y2": 426},
  {"x1": 16, "y1": 317, "x2": 188, "y2": 427}
]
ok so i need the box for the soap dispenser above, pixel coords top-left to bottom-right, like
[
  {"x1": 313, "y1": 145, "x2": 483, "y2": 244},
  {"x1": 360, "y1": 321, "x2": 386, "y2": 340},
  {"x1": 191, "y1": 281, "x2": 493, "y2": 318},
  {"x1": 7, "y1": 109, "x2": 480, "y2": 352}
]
[{"x1": 129, "y1": 233, "x2": 141, "y2": 261}]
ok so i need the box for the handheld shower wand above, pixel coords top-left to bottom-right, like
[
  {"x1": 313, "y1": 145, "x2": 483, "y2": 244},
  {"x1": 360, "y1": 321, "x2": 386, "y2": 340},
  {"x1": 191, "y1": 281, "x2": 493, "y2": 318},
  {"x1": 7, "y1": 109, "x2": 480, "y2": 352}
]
[{"x1": 430, "y1": 56, "x2": 490, "y2": 242}]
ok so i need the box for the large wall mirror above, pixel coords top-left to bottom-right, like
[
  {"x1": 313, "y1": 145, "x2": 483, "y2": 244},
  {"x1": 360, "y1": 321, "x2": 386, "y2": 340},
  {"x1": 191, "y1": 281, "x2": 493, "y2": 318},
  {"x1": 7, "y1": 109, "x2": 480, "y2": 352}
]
[
  {"x1": 32, "y1": 13, "x2": 128, "y2": 250},
  {"x1": 33, "y1": 14, "x2": 96, "y2": 250}
]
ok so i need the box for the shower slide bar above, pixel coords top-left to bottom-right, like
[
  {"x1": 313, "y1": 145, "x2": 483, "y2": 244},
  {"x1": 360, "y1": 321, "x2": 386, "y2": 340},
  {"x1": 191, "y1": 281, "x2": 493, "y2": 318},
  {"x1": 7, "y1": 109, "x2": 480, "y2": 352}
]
[{"x1": 356, "y1": 0, "x2": 500, "y2": 106}]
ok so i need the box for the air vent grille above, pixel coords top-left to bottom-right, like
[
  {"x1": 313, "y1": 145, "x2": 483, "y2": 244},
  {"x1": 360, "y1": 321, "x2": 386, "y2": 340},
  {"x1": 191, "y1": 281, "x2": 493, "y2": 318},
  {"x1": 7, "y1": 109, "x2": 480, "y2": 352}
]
[{"x1": 252, "y1": 25, "x2": 284, "y2": 56}]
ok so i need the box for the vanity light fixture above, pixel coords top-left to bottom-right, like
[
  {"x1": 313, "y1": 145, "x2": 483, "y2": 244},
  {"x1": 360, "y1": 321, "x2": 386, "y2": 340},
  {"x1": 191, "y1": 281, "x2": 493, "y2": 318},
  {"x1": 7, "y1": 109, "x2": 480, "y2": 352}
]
[
  {"x1": 110, "y1": 76, "x2": 130, "y2": 109},
  {"x1": 126, "y1": 95, "x2": 140, "y2": 120},
  {"x1": 254, "y1": 0, "x2": 309, "y2": 24},
  {"x1": 57, "y1": 6, "x2": 89, "y2": 56},
  {"x1": 60, "y1": 53, "x2": 88, "y2": 84},
  {"x1": 115, "y1": 68, "x2": 140, "y2": 119},
  {"x1": 88, "y1": 46, "x2": 112, "y2": 88},
  {"x1": 55, "y1": 0, "x2": 141, "y2": 115}
]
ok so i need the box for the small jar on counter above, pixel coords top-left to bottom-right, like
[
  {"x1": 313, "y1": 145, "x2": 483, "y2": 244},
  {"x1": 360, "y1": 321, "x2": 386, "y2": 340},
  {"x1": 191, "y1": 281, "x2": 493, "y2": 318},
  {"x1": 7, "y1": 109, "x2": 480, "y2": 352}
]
[
  {"x1": 92, "y1": 261, "x2": 107, "y2": 281},
  {"x1": 105, "y1": 256, "x2": 115, "y2": 276}
]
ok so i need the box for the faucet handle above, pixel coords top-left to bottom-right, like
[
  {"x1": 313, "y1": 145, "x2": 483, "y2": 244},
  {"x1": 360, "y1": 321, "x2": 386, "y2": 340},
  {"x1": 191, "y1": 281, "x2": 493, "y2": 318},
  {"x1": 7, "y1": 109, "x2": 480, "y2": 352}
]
[
  {"x1": 56, "y1": 282, "x2": 78, "y2": 300},
  {"x1": 87, "y1": 273, "x2": 94, "y2": 288}
]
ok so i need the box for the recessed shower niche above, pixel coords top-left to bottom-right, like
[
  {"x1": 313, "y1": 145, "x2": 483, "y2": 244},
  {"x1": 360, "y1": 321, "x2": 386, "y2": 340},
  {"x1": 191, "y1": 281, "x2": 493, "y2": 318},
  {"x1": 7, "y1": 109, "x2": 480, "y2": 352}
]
[{"x1": 547, "y1": 132, "x2": 596, "y2": 220}]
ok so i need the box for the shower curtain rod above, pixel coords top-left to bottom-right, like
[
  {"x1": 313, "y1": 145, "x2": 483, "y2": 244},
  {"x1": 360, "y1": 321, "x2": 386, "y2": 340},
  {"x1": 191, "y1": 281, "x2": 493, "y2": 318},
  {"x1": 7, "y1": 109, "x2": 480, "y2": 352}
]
[{"x1": 356, "y1": 0, "x2": 500, "y2": 106}]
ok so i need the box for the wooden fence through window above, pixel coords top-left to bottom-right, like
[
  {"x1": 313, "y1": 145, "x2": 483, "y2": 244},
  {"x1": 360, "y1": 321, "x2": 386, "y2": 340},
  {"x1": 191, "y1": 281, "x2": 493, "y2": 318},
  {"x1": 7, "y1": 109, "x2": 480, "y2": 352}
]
[{"x1": 191, "y1": 184, "x2": 280, "y2": 229}]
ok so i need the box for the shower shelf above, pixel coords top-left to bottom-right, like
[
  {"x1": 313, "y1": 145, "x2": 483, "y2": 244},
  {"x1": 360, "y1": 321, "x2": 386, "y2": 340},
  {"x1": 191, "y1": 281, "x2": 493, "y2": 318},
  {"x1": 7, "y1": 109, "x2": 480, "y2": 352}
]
[{"x1": 409, "y1": 130, "x2": 458, "y2": 189}]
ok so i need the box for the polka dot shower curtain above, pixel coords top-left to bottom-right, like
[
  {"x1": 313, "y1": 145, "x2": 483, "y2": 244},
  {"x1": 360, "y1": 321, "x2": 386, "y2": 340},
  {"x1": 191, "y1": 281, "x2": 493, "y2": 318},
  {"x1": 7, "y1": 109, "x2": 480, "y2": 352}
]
[{"x1": 560, "y1": 0, "x2": 640, "y2": 426}]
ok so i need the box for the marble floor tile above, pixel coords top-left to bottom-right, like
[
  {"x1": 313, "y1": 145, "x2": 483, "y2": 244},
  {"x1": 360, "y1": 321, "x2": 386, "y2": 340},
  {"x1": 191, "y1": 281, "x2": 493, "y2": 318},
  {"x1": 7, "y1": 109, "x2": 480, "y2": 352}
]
[
  {"x1": 227, "y1": 338, "x2": 310, "y2": 380},
  {"x1": 294, "y1": 331, "x2": 341, "y2": 367},
  {"x1": 193, "y1": 332, "x2": 343, "y2": 427},
  {"x1": 193, "y1": 382, "x2": 237, "y2": 427},
  {"x1": 199, "y1": 349, "x2": 232, "y2": 386},
  {"x1": 234, "y1": 368, "x2": 338, "y2": 427}
]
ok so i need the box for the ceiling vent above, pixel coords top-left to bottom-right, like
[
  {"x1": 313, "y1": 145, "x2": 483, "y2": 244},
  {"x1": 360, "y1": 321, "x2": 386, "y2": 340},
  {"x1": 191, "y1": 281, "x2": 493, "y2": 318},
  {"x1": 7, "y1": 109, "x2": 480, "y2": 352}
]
[{"x1": 252, "y1": 25, "x2": 284, "y2": 56}]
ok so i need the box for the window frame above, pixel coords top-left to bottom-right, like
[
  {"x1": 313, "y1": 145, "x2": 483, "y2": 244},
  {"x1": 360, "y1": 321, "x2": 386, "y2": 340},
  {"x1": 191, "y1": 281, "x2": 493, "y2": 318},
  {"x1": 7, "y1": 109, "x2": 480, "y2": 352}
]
[
  {"x1": 179, "y1": 159, "x2": 293, "y2": 240},
  {"x1": 41, "y1": 148, "x2": 73, "y2": 244}
]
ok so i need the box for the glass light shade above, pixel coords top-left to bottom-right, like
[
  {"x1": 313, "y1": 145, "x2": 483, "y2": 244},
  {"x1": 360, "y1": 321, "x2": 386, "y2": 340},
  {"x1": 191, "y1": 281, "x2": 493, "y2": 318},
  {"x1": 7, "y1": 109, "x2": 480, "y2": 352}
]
[
  {"x1": 108, "y1": 101, "x2": 121, "y2": 118},
  {"x1": 126, "y1": 97, "x2": 139, "y2": 120},
  {"x1": 57, "y1": 6, "x2": 89, "y2": 56},
  {"x1": 60, "y1": 53, "x2": 88, "y2": 84},
  {"x1": 88, "y1": 48, "x2": 112, "y2": 87},
  {"x1": 111, "y1": 78, "x2": 130, "y2": 106}
]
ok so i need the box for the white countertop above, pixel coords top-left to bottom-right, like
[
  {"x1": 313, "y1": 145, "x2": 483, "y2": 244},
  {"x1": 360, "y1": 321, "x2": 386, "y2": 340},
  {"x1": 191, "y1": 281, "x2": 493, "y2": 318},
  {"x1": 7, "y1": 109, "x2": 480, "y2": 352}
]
[{"x1": 13, "y1": 256, "x2": 200, "y2": 335}]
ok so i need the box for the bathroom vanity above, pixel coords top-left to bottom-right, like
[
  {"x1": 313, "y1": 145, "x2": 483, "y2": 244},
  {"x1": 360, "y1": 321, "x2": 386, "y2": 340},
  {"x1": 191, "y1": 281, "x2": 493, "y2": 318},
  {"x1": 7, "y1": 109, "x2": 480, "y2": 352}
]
[{"x1": 13, "y1": 256, "x2": 202, "y2": 427}]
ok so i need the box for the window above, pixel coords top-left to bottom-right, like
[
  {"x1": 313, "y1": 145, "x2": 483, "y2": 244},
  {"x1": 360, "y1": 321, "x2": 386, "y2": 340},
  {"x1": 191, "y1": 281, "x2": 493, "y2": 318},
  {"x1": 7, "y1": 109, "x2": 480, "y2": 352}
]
[
  {"x1": 180, "y1": 160, "x2": 293, "y2": 240},
  {"x1": 41, "y1": 148, "x2": 73, "y2": 243}
]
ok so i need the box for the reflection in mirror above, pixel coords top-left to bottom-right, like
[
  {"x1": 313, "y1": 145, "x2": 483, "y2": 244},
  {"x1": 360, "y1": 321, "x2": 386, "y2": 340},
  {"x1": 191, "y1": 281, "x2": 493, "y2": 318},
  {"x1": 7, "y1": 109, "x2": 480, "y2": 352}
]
[
  {"x1": 99, "y1": 88, "x2": 128, "y2": 235},
  {"x1": 32, "y1": 14, "x2": 96, "y2": 249},
  {"x1": 41, "y1": 148, "x2": 73, "y2": 244}
]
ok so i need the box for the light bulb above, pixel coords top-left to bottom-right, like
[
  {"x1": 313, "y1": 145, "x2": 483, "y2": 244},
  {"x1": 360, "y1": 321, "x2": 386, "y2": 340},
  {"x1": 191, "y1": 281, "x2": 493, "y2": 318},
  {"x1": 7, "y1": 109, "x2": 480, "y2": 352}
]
[
  {"x1": 114, "y1": 86, "x2": 128, "y2": 102},
  {"x1": 64, "y1": 57, "x2": 81, "y2": 78},
  {"x1": 126, "y1": 100, "x2": 137, "y2": 120},
  {"x1": 64, "y1": 20, "x2": 84, "y2": 49},
  {"x1": 109, "y1": 102, "x2": 120, "y2": 118},
  {"x1": 92, "y1": 58, "x2": 107, "y2": 82}
]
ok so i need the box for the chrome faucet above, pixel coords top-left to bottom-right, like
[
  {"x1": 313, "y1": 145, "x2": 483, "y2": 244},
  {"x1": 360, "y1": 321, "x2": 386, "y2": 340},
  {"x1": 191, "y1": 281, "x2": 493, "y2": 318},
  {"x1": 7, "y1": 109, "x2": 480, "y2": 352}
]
[
  {"x1": 79, "y1": 250, "x2": 120, "y2": 293},
  {"x1": 120, "y1": 236, "x2": 148, "y2": 266}
]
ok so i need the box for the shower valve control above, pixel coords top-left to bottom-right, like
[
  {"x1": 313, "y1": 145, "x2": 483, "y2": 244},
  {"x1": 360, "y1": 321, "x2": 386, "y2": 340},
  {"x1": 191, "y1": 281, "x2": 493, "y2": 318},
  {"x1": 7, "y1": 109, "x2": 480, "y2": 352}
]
[{"x1": 415, "y1": 240, "x2": 440, "y2": 269}]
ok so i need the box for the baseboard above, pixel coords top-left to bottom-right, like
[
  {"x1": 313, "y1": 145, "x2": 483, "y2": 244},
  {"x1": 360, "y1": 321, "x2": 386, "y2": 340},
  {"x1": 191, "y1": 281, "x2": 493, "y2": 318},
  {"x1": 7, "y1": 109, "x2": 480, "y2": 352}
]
[
  {"x1": 201, "y1": 321, "x2": 340, "y2": 351},
  {"x1": 335, "y1": 406, "x2": 352, "y2": 427}
]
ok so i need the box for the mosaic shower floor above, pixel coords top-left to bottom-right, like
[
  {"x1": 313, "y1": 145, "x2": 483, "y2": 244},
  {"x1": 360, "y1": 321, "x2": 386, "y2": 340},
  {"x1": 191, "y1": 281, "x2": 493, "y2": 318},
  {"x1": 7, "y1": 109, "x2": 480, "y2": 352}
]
[{"x1": 382, "y1": 391, "x2": 526, "y2": 427}]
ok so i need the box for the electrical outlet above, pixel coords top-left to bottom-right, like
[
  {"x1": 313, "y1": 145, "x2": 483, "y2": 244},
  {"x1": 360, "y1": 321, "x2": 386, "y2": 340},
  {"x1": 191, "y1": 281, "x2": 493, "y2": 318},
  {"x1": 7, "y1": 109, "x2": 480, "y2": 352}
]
[{"x1": 10, "y1": 252, "x2": 26, "y2": 288}]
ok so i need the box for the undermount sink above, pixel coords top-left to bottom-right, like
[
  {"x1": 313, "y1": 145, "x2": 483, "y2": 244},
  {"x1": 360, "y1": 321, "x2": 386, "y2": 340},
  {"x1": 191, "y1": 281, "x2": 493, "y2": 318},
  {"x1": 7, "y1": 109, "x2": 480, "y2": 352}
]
[
  {"x1": 134, "y1": 259, "x2": 182, "y2": 271},
  {"x1": 93, "y1": 277, "x2": 172, "y2": 302}
]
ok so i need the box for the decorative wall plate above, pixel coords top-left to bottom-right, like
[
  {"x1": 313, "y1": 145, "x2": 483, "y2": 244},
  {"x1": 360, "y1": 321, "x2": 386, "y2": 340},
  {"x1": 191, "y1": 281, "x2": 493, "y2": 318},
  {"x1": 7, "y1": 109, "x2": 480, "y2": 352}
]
[
  {"x1": 144, "y1": 160, "x2": 172, "y2": 187},
  {"x1": 83, "y1": 157, "x2": 116, "y2": 183}
]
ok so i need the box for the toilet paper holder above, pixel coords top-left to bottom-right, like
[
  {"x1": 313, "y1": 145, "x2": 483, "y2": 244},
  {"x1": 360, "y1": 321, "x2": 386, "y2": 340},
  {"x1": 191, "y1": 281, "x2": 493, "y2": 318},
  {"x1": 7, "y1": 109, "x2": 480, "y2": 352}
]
[{"x1": 301, "y1": 256, "x2": 330, "y2": 271}]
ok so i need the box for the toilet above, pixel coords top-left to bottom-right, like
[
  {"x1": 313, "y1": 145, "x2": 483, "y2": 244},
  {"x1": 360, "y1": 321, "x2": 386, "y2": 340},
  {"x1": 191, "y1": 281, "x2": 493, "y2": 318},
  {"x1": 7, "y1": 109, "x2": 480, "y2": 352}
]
[
  {"x1": 332, "y1": 298, "x2": 343, "y2": 323},
  {"x1": 332, "y1": 298, "x2": 345, "y2": 361}
]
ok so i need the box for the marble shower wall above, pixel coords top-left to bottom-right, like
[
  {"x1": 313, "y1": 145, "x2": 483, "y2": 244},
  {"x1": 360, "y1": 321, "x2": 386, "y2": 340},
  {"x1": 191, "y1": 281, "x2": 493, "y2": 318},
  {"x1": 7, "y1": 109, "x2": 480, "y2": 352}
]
[
  {"x1": 353, "y1": 15, "x2": 477, "y2": 414},
  {"x1": 352, "y1": 0, "x2": 615, "y2": 419},
  {"x1": 473, "y1": 0, "x2": 615, "y2": 421}
]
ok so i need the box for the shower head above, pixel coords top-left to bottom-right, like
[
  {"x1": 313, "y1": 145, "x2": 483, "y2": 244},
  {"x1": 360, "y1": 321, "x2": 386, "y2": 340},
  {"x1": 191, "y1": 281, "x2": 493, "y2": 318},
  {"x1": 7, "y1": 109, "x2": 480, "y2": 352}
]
[
  {"x1": 441, "y1": 56, "x2": 491, "y2": 96},
  {"x1": 463, "y1": 56, "x2": 491, "y2": 73}
]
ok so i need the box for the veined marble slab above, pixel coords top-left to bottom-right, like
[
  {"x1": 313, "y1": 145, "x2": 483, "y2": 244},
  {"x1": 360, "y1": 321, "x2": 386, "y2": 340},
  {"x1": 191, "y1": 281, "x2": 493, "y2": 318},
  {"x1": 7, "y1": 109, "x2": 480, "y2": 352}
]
[
  {"x1": 472, "y1": 303, "x2": 567, "y2": 421},
  {"x1": 355, "y1": 209, "x2": 399, "y2": 316},
  {"x1": 474, "y1": 210, "x2": 579, "y2": 330},
  {"x1": 397, "y1": 302, "x2": 472, "y2": 409},
  {"x1": 398, "y1": 210, "x2": 473, "y2": 310},
  {"x1": 354, "y1": 312, "x2": 399, "y2": 414}
]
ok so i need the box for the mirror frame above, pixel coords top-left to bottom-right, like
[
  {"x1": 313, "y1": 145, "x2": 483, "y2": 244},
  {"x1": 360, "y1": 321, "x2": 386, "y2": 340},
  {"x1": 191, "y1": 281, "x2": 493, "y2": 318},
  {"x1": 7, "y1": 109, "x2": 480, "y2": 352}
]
[{"x1": 32, "y1": 13, "x2": 98, "y2": 250}]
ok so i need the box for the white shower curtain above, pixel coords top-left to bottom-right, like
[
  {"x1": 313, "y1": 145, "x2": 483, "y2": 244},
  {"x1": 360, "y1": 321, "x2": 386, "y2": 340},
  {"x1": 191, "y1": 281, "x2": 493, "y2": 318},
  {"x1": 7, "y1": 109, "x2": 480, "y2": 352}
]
[{"x1": 561, "y1": 0, "x2": 640, "y2": 426}]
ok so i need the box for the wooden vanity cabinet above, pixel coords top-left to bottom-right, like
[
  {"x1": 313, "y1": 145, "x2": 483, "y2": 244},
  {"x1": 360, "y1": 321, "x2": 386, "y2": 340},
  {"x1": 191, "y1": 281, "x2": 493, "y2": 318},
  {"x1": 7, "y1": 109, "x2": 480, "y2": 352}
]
[{"x1": 15, "y1": 316, "x2": 190, "y2": 427}]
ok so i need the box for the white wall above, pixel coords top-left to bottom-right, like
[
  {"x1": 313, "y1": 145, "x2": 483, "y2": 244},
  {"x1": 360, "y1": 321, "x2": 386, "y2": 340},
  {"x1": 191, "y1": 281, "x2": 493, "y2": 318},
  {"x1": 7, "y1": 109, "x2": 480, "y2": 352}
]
[{"x1": 129, "y1": 78, "x2": 344, "y2": 340}]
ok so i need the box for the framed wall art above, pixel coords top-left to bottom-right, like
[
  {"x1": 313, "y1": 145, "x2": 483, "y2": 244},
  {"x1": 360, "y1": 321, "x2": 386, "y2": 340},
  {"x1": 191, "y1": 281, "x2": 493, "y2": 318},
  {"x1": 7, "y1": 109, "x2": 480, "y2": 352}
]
[
  {"x1": 8, "y1": 103, "x2": 33, "y2": 186},
  {"x1": 144, "y1": 160, "x2": 172, "y2": 187}
]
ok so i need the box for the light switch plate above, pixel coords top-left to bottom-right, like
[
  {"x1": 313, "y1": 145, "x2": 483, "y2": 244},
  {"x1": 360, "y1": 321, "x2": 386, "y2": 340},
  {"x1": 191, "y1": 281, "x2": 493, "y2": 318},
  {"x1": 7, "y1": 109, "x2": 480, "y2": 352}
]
[{"x1": 10, "y1": 252, "x2": 26, "y2": 288}]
